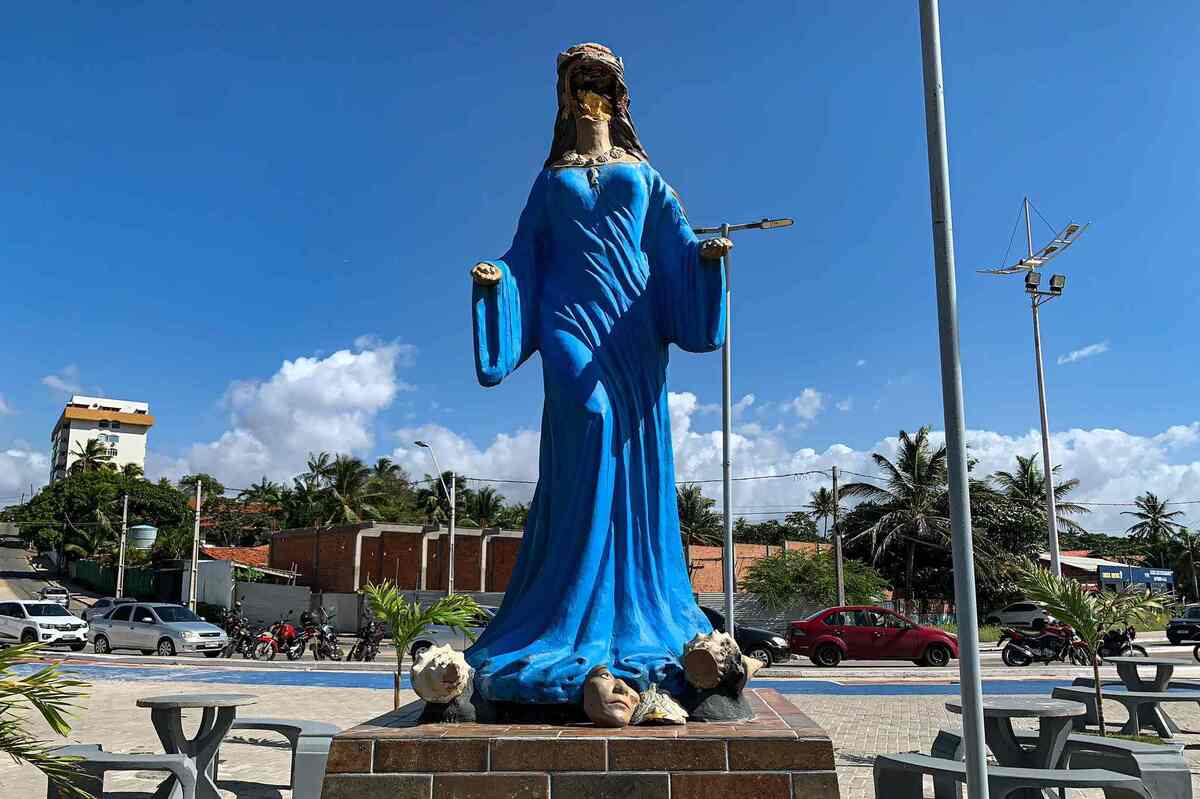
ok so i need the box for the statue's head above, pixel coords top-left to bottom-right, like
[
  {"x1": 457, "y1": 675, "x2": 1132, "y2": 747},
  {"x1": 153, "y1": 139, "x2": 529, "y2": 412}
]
[
  {"x1": 546, "y1": 43, "x2": 649, "y2": 167},
  {"x1": 411, "y1": 644, "x2": 471, "y2": 703},
  {"x1": 582, "y1": 664, "x2": 640, "y2": 727}
]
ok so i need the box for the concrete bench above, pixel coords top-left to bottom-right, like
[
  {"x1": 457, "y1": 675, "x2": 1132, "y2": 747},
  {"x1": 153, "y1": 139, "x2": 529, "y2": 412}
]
[
  {"x1": 875, "y1": 752, "x2": 1152, "y2": 799},
  {"x1": 932, "y1": 727, "x2": 1190, "y2": 799},
  {"x1": 1070, "y1": 678, "x2": 1200, "y2": 728},
  {"x1": 49, "y1": 744, "x2": 197, "y2": 799},
  {"x1": 1052, "y1": 685, "x2": 1200, "y2": 738},
  {"x1": 214, "y1": 716, "x2": 339, "y2": 799}
]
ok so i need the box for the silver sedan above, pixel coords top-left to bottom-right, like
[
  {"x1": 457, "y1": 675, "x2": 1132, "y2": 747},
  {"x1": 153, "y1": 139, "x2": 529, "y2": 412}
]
[{"x1": 89, "y1": 602, "x2": 227, "y2": 657}]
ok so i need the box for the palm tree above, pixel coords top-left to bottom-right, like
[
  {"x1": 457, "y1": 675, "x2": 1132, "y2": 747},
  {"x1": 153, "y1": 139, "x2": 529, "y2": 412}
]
[
  {"x1": 1123, "y1": 492, "x2": 1186, "y2": 550},
  {"x1": 69, "y1": 439, "x2": 114, "y2": 474},
  {"x1": 805, "y1": 487, "x2": 839, "y2": 540},
  {"x1": 465, "y1": 486, "x2": 504, "y2": 530},
  {"x1": 1172, "y1": 529, "x2": 1200, "y2": 600},
  {"x1": 121, "y1": 462, "x2": 144, "y2": 479},
  {"x1": 677, "y1": 484, "x2": 722, "y2": 548},
  {"x1": 417, "y1": 472, "x2": 464, "y2": 525},
  {"x1": 372, "y1": 457, "x2": 402, "y2": 480},
  {"x1": 303, "y1": 451, "x2": 336, "y2": 487},
  {"x1": 239, "y1": 476, "x2": 282, "y2": 504},
  {"x1": 990, "y1": 454, "x2": 1089, "y2": 534},
  {"x1": 325, "y1": 456, "x2": 380, "y2": 525},
  {"x1": 839, "y1": 427, "x2": 950, "y2": 611}
]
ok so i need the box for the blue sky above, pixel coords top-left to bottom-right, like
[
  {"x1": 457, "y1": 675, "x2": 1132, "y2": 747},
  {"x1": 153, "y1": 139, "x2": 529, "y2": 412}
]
[{"x1": 2, "y1": 2, "x2": 1198, "y2": 531}]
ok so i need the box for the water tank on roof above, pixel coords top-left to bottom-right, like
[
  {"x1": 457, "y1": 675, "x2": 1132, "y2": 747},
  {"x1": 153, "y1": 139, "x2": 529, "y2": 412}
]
[{"x1": 127, "y1": 525, "x2": 158, "y2": 550}]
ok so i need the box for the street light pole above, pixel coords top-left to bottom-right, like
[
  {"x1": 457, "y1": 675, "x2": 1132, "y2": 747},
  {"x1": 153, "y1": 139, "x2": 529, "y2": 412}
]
[
  {"x1": 1020, "y1": 197, "x2": 1063, "y2": 577},
  {"x1": 415, "y1": 441, "x2": 456, "y2": 594},
  {"x1": 692, "y1": 217, "x2": 793, "y2": 639},
  {"x1": 918, "y1": 1, "x2": 989, "y2": 796}
]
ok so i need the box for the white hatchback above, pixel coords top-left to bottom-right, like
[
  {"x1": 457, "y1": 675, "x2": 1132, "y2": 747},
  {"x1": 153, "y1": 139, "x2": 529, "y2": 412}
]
[
  {"x1": 0, "y1": 600, "x2": 89, "y2": 650},
  {"x1": 984, "y1": 601, "x2": 1056, "y2": 629}
]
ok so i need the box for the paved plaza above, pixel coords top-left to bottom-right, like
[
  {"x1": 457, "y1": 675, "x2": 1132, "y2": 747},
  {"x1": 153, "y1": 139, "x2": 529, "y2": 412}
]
[{"x1": 6, "y1": 674, "x2": 1200, "y2": 798}]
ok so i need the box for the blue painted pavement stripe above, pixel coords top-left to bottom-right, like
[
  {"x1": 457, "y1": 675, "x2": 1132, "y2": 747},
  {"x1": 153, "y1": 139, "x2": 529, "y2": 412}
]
[{"x1": 14, "y1": 663, "x2": 1090, "y2": 695}]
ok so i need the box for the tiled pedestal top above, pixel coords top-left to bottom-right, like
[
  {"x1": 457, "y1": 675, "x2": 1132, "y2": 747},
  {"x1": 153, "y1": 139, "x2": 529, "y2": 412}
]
[{"x1": 323, "y1": 688, "x2": 839, "y2": 799}]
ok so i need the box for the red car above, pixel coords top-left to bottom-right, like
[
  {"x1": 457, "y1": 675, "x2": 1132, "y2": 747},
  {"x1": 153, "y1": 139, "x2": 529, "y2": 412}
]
[{"x1": 788, "y1": 606, "x2": 958, "y2": 667}]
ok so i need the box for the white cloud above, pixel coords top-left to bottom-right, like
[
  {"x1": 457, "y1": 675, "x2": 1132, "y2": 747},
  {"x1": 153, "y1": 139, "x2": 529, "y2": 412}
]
[
  {"x1": 856, "y1": 359, "x2": 867, "y2": 367},
  {"x1": 388, "y1": 423, "x2": 541, "y2": 500},
  {"x1": 836, "y1": 398, "x2": 853, "y2": 412},
  {"x1": 1058, "y1": 340, "x2": 1109, "y2": 365},
  {"x1": 0, "y1": 444, "x2": 48, "y2": 497},
  {"x1": 784, "y1": 388, "x2": 825, "y2": 422},
  {"x1": 0, "y1": 395, "x2": 12, "y2": 416},
  {"x1": 387, "y1": 390, "x2": 1200, "y2": 536},
  {"x1": 41, "y1": 365, "x2": 82, "y2": 395},
  {"x1": 164, "y1": 339, "x2": 414, "y2": 486}
]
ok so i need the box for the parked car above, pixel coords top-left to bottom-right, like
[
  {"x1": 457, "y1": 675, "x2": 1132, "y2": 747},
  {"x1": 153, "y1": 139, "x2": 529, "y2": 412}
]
[
  {"x1": 37, "y1": 585, "x2": 71, "y2": 608},
  {"x1": 0, "y1": 600, "x2": 89, "y2": 650},
  {"x1": 698, "y1": 606, "x2": 791, "y2": 666},
  {"x1": 1167, "y1": 604, "x2": 1200, "y2": 645},
  {"x1": 83, "y1": 596, "x2": 135, "y2": 622},
  {"x1": 89, "y1": 602, "x2": 228, "y2": 657},
  {"x1": 788, "y1": 606, "x2": 958, "y2": 667},
  {"x1": 983, "y1": 601, "x2": 1056, "y2": 629},
  {"x1": 409, "y1": 606, "x2": 497, "y2": 661}
]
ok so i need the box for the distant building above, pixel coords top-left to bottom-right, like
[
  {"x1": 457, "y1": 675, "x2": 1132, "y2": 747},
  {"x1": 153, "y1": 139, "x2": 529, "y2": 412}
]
[{"x1": 49, "y1": 395, "x2": 154, "y2": 482}]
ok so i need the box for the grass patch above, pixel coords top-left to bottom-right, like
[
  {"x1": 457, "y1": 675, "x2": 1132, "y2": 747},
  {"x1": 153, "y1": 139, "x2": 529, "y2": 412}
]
[{"x1": 934, "y1": 623, "x2": 1002, "y2": 643}]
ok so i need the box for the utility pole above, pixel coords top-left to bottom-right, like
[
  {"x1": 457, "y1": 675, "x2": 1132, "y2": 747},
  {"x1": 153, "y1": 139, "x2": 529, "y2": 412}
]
[
  {"x1": 189, "y1": 481, "x2": 202, "y2": 611},
  {"x1": 832, "y1": 466, "x2": 845, "y2": 607},
  {"x1": 1026, "y1": 196, "x2": 1062, "y2": 577},
  {"x1": 919, "y1": 1, "x2": 989, "y2": 795},
  {"x1": 116, "y1": 494, "x2": 129, "y2": 598},
  {"x1": 448, "y1": 473, "x2": 457, "y2": 595}
]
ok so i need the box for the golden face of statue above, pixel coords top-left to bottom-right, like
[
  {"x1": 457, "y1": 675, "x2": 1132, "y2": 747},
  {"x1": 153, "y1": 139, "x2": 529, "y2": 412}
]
[{"x1": 576, "y1": 89, "x2": 613, "y2": 123}]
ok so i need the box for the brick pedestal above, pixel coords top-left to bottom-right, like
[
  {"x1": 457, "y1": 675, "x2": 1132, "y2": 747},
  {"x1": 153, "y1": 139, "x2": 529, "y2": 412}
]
[{"x1": 323, "y1": 688, "x2": 838, "y2": 798}]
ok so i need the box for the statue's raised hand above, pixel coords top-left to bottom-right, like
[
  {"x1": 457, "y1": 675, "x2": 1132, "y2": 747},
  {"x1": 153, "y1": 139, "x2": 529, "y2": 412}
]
[
  {"x1": 471, "y1": 262, "x2": 502, "y2": 286},
  {"x1": 699, "y1": 237, "x2": 733, "y2": 261}
]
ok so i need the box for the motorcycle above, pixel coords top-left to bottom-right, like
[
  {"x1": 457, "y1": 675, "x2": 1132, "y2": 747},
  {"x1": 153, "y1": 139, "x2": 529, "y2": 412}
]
[
  {"x1": 1097, "y1": 626, "x2": 1148, "y2": 661},
  {"x1": 999, "y1": 623, "x2": 1089, "y2": 667},
  {"x1": 297, "y1": 608, "x2": 343, "y2": 661},
  {"x1": 219, "y1": 602, "x2": 256, "y2": 659},
  {"x1": 252, "y1": 610, "x2": 303, "y2": 661},
  {"x1": 347, "y1": 619, "x2": 386, "y2": 662}
]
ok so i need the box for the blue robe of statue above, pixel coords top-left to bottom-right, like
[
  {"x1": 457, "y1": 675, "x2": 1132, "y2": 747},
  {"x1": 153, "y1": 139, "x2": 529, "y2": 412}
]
[{"x1": 467, "y1": 161, "x2": 724, "y2": 704}]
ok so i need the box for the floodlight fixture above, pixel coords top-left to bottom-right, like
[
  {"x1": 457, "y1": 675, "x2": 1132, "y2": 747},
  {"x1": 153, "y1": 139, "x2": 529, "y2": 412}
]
[
  {"x1": 692, "y1": 217, "x2": 794, "y2": 235},
  {"x1": 414, "y1": 440, "x2": 430, "y2": 448},
  {"x1": 1025, "y1": 271, "x2": 1042, "y2": 292},
  {"x1": 1049, "y1": 274, "x2": 1066, "y2": 294}
]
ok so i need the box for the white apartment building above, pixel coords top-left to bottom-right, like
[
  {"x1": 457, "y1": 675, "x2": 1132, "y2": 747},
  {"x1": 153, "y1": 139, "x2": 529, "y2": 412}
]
[{"x1": 49, "y1": 395, "x2": 154, "y2": 483}]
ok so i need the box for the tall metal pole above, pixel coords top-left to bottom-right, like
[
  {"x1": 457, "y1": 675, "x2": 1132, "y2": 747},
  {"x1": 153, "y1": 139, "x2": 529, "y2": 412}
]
[
  {"x1": 719, "y1": 222, "x2": 736, "y2": 638},
  {"x1": 189, "y1": 482, "x2": 202, "y2": 611},
  {"x1": 116, "y1": 494, "x2": 128, "y2": 598},
  {"x1": 918, "y1": 2, "x2": 989, "y2": 796},
  {"x1": 832, "y1": 466, "x2": 845, "y2": 606},
  {"x1": 449, "y1": 473, "x2": 457, "y2": 595},
  {"x1": 1031, "y1": 296, "x2": 1061, "y2": 576}
]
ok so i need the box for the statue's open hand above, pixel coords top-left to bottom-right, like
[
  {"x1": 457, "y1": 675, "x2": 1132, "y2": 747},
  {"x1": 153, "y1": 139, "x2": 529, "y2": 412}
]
[
  {"x1": 699, "y1": 237, "x2": 733, "y2": 261},
  {"x1": 471, "y1": 262, "x2": 502, "y2": 286}
]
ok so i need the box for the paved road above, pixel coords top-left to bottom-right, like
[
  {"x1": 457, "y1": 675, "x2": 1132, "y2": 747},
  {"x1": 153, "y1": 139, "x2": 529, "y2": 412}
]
[{"x1": 0, "y1": 542, "x2": 61, "y2": 601}]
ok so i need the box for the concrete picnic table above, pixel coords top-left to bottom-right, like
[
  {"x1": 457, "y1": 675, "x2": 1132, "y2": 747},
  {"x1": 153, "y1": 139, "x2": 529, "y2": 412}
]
[
  {"x1": 947, "y1": 697, "x2": 1086, "y2": 799},
  {"x1": 136, "y1": 692, "x2": 257, "y2": 799},
  {"x1": 1107, "y1": 656, "x2": 1187, "y2": 692}
]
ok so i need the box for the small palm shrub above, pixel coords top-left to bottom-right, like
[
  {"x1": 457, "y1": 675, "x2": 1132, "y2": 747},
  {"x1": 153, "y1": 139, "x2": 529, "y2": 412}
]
[
  {"x1": 0, "y1": 642, "x2": 90, "y2": 796},
  {"x1": 1016, "y1": 559, "x2": 1172, "y2": 735},
  {"x1": 361, "y1": 580, "x2": 484, "y2": 709}
]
